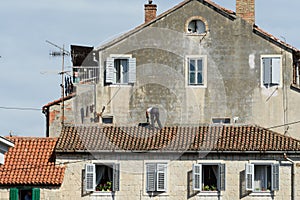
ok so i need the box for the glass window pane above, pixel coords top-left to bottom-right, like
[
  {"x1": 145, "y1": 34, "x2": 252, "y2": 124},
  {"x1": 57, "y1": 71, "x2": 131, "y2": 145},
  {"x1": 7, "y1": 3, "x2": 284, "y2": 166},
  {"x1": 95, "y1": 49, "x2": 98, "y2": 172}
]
[
  {"x1": 197, "y1": 60, "x2": 203, "y2": 72},
  {"x1": 190, "y1": 72, "x2": 195, "y2": 84},
  {"x1": 190, "y1": 60, "x2": 195, "y2": 71},
  {"x1": 197, "y1": 72, "x2": 203, "y2": 84}
]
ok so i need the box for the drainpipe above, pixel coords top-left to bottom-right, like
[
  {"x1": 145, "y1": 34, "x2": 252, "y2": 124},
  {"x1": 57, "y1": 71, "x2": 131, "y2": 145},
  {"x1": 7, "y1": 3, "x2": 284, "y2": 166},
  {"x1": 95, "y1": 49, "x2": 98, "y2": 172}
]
[{"x1": 284, "y1": 153, "x2": 295, "y2": 200}]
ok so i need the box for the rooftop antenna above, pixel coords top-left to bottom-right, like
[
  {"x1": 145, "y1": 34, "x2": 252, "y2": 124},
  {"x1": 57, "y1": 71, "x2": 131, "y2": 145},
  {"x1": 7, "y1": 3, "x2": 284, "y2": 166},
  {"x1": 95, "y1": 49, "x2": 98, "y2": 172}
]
[{"x1": 46, "y1": 40, "x2": 70, "y2": 126}]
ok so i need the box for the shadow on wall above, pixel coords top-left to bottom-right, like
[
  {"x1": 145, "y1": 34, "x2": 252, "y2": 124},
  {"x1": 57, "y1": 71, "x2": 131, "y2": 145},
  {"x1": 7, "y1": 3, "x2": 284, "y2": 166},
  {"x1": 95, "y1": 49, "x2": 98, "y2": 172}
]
[{"x1": 187, "y1": 170, "x2": 198, "y2": 199}]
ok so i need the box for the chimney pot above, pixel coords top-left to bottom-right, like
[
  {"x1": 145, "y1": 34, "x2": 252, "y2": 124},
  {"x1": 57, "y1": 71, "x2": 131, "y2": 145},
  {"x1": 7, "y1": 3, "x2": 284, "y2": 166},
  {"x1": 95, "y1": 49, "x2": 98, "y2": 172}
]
[
  {"x1": 236, "y1": 0, "x2": 255, "y2": 24},
  {"x1": 144, "y1": 1, "x2": 157, "y2": 23}
]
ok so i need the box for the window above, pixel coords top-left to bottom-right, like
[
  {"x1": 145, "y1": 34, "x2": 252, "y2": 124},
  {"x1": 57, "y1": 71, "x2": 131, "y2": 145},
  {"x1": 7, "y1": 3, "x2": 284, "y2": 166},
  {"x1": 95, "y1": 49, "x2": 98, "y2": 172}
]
[
  {"x1": 187, "y1": 56, "x2": 207, "y2": 86},
  {"x1": 192, "y1": 164, "x2": 225, "y2": 192},
  {"x1": 85, "y1": 163, "x2": 120, "y2": 192},
  {"x1": 212, "y1": 118, "x2": 231, "y2": 124},
  {"x1": 245, "y1": 163, "x2": 279, "y2": 192},
  {"x1": 261, "y1": 56, "x2": 281, "y2": 87},
  {"x1": 105, "y1": 56, "x2": 136, "y2": 84},
  {"x1": 187, "y1": 19, "x2": 206, "y2": 34},
  {"x1": 146, "y1": 163, "x2": 167, "y2": 192},
  {"x1": 10, "y1": 188, "x2": 40, "y2": 200}
]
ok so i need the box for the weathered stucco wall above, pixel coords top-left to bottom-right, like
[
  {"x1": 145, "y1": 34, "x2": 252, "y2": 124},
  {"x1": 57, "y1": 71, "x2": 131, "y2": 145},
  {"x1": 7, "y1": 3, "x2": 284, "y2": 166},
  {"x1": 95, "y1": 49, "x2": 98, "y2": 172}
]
[{"x1": 56, "y1": 153, "x2": 300, "y2": 200}]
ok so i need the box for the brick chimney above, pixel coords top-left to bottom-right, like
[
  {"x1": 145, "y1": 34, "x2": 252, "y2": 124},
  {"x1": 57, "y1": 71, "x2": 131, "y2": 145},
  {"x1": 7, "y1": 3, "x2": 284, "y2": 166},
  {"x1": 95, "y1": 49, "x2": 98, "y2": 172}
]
[
  {"x1": 144, "y1": 0, "x2": 157, "y2": 23},
  {"x1": 236, "y1": 0, "x2": 255, "y2": 24}
]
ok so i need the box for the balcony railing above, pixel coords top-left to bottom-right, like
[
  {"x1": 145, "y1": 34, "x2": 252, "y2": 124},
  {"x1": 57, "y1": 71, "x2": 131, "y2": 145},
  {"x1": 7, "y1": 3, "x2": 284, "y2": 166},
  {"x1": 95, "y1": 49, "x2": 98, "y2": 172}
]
[{"x1": 73, "y1": 66, "x2": 99, "y2": 84}]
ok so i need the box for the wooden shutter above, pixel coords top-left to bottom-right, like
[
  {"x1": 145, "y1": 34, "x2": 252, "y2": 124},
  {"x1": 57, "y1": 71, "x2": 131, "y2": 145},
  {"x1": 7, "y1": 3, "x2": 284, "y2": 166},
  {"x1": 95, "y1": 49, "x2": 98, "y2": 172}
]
[
  {"x1": 106, "y1": 58, "x2": 115, "y2": 84},
  {"x1": 32, "y1": 188, "x2": 40, "y2": 200},
  {"x1": 9, "y1": 188, "x2": 18, "y2": 200},
  {"x1": 271, "y1": 164, "x2": 280, "y2": 191},
  {"x1": 128, "y1": 58, "x2": 136, "y2": 84},
  {"x1": 218, "y1": 164, "x2": 226, "y2": 191},
  {"x1": 192, "y1": 164, "x2": 202, "y2": 191},
  {"x1": 113, "y1": 164, "x2": 120, "y2": 191},
  {"x1": 263, "y1": 58, "x2": 271, "y2": 85},
  {"x1": 85, "y1": 164, "x2": 96, "y2": 191},
  {"x1": 146, "y1": 163, "x2": 156, "y2": 192},
  {"x1": 245, "y1": 164, "x2": 254, "y2": 191},
  {"x1": 271, "y1": 57, "x2": 281, "y2": 84},
  {"x1": 157, "y1": 164, "x2": 167, "y2": 192}
]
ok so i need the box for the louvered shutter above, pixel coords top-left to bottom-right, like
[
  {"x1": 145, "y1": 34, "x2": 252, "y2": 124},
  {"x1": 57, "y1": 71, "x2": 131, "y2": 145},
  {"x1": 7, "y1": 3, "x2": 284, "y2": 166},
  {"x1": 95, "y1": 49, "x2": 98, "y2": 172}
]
[
  {"x1": 32, "y1": 188, "x2": 40, "y2": 200},
  {"x1": 245, "y1": 164, "x2": 254, "y2": 191},
  {"x1": 192, "y1": 164, "x2": 202, "y2": 191},
  {"x1": 106, "y1": 58, "x2": 115, "y2": 84},
  {"x1": 271, "y1": 164, "x2": 280, "y2": 191},
  {"x1": 113, "y1": 164, "x2": 120, "y2": 191},
  {"x1": 218, "y1": 164, "x2": 226, "y2": 191},
  {"x1": 128, "y1": 58, "x2": 136, "y2": 84},
  {"x1": 263, "y1": 58, "x2": 271, "y2": 85},
  {"x1": 146, "y1": 163, "x2": 156, "y2": 192},
  {"x1": 157, "y1": 164, "x2": 167, "y2": 192},
  {"x1": 85, "y1": 164, "x2": 96, "y2": 191},
  {"x1": 9, "y1": 188, "x2": 18, "y2": 200},
  {"x1": 271, "y1": 57, "x2": 281, "y2": 84}
]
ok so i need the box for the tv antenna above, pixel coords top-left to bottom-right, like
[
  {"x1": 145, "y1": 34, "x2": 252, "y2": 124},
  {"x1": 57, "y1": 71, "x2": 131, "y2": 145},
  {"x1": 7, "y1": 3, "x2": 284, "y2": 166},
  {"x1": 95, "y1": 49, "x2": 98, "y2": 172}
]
[{"x1": 46, "y1": 40, "x2": 70, "y2": 126}]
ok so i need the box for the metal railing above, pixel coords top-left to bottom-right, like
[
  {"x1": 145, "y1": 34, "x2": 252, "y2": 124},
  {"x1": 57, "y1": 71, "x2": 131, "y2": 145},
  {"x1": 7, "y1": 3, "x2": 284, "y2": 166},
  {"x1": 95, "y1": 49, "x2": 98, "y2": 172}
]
[{"x1": 73, "y1": 66, "x2": 99, "y2": 84}]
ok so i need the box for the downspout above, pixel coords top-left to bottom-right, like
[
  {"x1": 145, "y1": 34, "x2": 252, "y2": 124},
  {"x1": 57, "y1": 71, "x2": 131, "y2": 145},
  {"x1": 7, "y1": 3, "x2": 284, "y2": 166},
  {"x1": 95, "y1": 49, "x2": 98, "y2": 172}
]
[{"x1": 284, "y1": 153, "x2": 295, "y2": 200}]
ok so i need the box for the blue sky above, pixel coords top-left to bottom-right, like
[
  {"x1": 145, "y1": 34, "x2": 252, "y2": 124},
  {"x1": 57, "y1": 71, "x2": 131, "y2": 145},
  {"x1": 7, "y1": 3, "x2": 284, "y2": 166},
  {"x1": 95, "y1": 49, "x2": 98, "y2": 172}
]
[{"x1": 0, "y1": 0, "x2": 299, "y2": 137}]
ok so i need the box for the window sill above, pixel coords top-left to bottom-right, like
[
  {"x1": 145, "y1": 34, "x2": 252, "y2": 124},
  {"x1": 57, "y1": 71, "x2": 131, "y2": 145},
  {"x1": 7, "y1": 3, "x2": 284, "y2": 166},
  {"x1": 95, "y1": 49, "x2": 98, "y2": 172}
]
[
  {"x1": 91, "y1": 191, "x2": 114, "y2": 196},
  {"x1": 186, "y1": 33, "x2": 206, "y2": 36},
  {"x1": 186, "y1": 84, "x2": 207, "y2": 88},
  {"x1": 144, "y1": 192, "x2": 169, "y2": 196},
  {"x1": 249, "y1": 191, "x2": 273, "y2": 196},
  {"x1": 198, "y1": 191, "x2": 220, "y2": 196},
  {"x1": 109, "y1": 84, "x2": 133, "y2": 87}
]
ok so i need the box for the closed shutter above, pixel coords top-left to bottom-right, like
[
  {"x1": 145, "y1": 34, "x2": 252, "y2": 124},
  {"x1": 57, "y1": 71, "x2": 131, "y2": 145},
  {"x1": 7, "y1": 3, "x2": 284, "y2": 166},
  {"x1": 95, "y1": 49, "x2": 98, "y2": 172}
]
[
  {"x1": 146, "y1": 163, "x2": 156, "y2": 192},
  {"x1": 32, "y1": 188, "x2": 40, "y2": 200},
  {"x1": 113, "y1": 164, "x2": 120, "y2": 191},
  {"x1": 218, "y1": 164, "x2": 226, "y2": 191},
  {"x1": 9, "y1": 188, "x2": 18, "y2": 200},
  {"x1": 245, "y1": 164, "x2": 254, "y2": 191},
  {"x1": 192, "y1": 164, "x2": 202, "y2": 191},
  {"x1": 263, "y1": 58, "x2": 271, "y2": 85},
  {"x1": 106, "y1": 58, "x2": 115, "y2": 84},
  {"x1": 271, "y1": 164, "x2": 280, "y2": 191},
  {"x1": 128, "y1": 58, "x2": 136, "y2": 84},
  {"x1": 271, "y1": 57, "x2": 281, "y2": 84},
  {"x1": 157, "y1": 164, "x2": 167, "y2": 192},
  {"x1": 85, "y1": 164, "x2": 96, "y2": 191}
]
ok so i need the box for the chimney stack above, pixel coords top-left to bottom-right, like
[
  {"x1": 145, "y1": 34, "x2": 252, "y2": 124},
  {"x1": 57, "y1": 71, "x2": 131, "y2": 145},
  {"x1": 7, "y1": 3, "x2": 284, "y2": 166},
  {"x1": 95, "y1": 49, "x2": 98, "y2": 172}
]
[
  {"x1": 236, "y1": 0, "x2": 255, "y2": 25},
  {"x1": 144, "y1": 0, "x2": 157, "y2": 23}
]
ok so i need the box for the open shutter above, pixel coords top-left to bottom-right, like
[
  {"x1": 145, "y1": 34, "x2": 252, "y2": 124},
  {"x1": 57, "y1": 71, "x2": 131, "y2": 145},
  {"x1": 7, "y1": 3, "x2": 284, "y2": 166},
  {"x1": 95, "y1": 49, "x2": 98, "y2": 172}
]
[
  {"x1": 192, "y1": 164, "x2": 202, "y2": 191},
  {"x1": 113, "y1": 164, "x2": 120, "y2": 191},
  {"x1": 85, "y1": 164, "x2": 96, "y2": 192},
  {"x1": 9, "y1": 188, "x2": 18, "y2": 200},
  {"x1": 218, "y1": 164, "x2": 226, "y2": 191},
  {"x1": 128, "y1": 58, "x2": 136, "y2": 84},
  {"x1": 106, "y1": 57, "x2": 115, "y2": 84},
  {"x1": 32, "y1": 188, "x2": 40, "y2": 200},
  {"x1": 263, "y1": 58, "x2": 271, "y2": 85},
  {"x1": 245, "y1": 164, "x2": 254, "y2": 191},
  {"x1": 146, "y1": 163, "x2": 156, "y2": 192},
  {"x1": 271, "y1": 164, "x2": 280, "y2": 191},
  {"x1": 157, "y1": 164, "x2": 167, "y2": 192},
  {"x1": 271, "y1": 57, "x2": 281, "y2": 84}
]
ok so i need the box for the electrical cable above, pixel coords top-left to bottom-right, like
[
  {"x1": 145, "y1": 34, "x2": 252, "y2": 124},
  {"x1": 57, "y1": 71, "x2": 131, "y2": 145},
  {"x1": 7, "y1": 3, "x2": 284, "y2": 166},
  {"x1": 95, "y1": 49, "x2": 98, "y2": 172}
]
[{"x1": 0, "y1": 106, "x2": 41, "y2": 111}]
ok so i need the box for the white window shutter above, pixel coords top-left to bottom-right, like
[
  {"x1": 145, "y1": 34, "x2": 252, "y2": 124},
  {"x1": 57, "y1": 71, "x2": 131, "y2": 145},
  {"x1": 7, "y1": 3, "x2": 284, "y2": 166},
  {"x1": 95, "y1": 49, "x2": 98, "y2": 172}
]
[
  {"x1": 113, "y1": 164, "x2": 120, "y2": 191},
  {"x1": 218, "y1": 164, "x2": 226, "y2": 191},
  {"x1": 245, "y1": 164, "x2": 254, "y2": 191},
  {"x1": 271, "y1": 164, "x2": 280, "y2": 191},
  {"x1": 157, "y1": 164, "x2": 167, "y2": 192},
  {"x1": 192, "y1": 164, "x2": 202, "y2": 191},
  {"x1": 263, "y1": 58, "x2": 271, "y2": 85},
  {"x1": 146, "y1": 163, "x2": 156, "y2": 192},
  {"x1": 128, "y1": 58, "x2": 136, "y2": 84},
  {"x1": 271, "y1": 57, "x2": 281, "y2": 84},
  {"x1": 106, "y1": 57, "x2": 115, "y2": 84},
  {"x1": 85, "y1": 164, "x2": 96, "y2": 191}
]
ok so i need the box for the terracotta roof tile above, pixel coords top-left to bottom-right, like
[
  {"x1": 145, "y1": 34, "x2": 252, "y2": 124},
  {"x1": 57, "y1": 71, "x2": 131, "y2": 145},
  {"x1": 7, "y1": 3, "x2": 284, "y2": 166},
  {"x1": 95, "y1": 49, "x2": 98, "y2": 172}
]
[
  {"x1": 56, "y1": 125, "x2": 300, "y2": 153},
  {"x1": 0, "y1": 137, "x2": 65, "y2": 186}
]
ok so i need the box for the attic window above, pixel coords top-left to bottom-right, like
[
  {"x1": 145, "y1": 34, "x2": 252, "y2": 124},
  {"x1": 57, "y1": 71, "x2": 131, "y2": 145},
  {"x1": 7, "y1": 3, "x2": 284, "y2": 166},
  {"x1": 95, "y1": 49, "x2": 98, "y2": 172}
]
[{"x1": 186, "y1": 17, "x2": 207, "y2": 34}]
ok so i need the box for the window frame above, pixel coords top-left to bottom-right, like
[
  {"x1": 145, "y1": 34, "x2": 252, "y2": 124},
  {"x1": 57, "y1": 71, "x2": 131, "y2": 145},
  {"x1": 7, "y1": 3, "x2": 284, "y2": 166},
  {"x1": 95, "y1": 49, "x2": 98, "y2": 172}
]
[
  {"x1": 186, "y1": 55, "x2": 207, "y2": 88},
  {"x1": 261, "y1": 55, "x2": 282, "y2": 88},
  {"x1": 185, "y1": 16, "x2": 208, "y2": 35},
  {"x1": 192, "y1": 163, "x2": 226, "y2": 193},
  {"x1": 245, "y1": 162, "x2": 279, "y2": 193},
  {"x1": 145, "y1": 162, "x2": 168, "y2": 193}
]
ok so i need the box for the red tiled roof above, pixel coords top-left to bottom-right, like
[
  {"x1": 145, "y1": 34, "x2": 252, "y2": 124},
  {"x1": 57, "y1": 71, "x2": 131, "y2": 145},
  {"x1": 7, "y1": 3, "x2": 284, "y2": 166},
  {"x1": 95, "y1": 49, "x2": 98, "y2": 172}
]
[
  {"x1": 56, "y1": 125, "x2": 300, "y2": 153},
  {"x1": 42, "y1": 93, "x2": 75, "y2": 111},
  {"x1": 0, "y1": 137, "x2": 65, "y2": 186}
]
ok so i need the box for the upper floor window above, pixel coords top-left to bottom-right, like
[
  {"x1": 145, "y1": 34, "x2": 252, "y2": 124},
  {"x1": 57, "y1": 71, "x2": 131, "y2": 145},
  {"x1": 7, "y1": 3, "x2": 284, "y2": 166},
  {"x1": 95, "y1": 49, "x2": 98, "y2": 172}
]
[
  {"x1": 105, "y1": 55, "x2": 136, "y2": 85},
  {"x1": 261, "y1": 55, "x2": 282, "y2": 87},
  {"x1": 186, "y1": 16, "x2": 208, "y2": 35},
  {"x1": 245, "y1": 163, "x2": 279, "y2": 192},
  {"x1": 146, "y1": 163, "x2": 167, "y2": 193},
  {"x1": 192, "y1": 163, "x2": 225, "y2": 192},
  {"x1": 187, "y1": 56, "x2": 207, "y2": 87}
]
